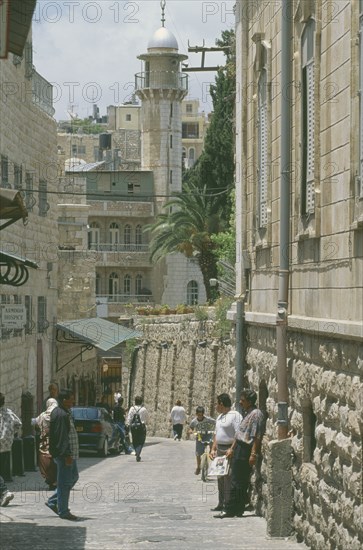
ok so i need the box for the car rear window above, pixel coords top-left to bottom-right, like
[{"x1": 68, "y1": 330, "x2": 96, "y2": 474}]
[{"x1": 72, "y1": 408, "x2": 100, "y2": 420}]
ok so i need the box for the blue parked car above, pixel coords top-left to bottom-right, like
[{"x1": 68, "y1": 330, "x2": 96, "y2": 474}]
[{"x1": 71, "y1": 406, "x2": 121, "y2": 457}]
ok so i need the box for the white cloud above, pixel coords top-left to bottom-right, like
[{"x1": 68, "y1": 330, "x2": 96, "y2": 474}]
[{"x1": 32, "y1": 1, "x2": 234, "y2": 120}]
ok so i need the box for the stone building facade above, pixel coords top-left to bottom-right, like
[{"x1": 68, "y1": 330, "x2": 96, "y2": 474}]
[
  {"x1": 233, "y1": 1, "x2": 363, "y2": 548},
  {"x1": 0, "y1": 32, "x2": 59, "y2": 415}
]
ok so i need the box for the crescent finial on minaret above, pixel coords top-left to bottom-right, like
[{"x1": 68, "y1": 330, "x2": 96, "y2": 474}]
[{"x1": 160, "y1": 0, "x2": 166, "y2": 27}]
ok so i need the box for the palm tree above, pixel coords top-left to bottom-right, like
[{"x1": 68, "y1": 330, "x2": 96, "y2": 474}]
[{"x1": 147, "y1": 184, "x2": 225, "y2": 302}]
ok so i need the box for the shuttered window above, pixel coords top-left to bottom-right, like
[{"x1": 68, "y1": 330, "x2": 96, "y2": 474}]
[
  {"x1": 301, "y1": 19, "x2": 316, "y2": 214},
  {"x1": 258, "y1": 65, "x2": 268, "y2": 227},
  {"x1": 360, "y1": 0, "x2": 363, "y2": 197},
  {"x1": 37, "y1": 296, "x2": 48, "y2": 333},
  {"x1": 38, "y1": 180, "x2": 50, "y2": 217}
]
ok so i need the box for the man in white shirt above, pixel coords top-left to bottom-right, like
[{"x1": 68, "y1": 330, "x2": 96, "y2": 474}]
[
  {"x1": 209, "y1": 393, "x2": 242, "y2": 512},
  {"x1": 127, "y1": 396, "x2": 149, "y2": 462},
  {"x1": 169, "y1": 400, "x2": 187, "y2": 441}
]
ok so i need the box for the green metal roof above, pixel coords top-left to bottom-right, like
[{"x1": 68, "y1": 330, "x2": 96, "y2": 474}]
[{"x1": 56, "y1": 318, "x2": 142, "y2": 351}]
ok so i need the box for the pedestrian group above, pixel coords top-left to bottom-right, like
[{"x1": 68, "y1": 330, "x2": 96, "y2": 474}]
[{"x1": 1, "y1": 384, "x2": 263, "y2": 522}]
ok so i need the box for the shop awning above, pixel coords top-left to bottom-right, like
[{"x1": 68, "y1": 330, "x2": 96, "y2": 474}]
[
  {"x1": 56, "y1": 318, "x2": 142, "y2": 351},
  {"x1": 0, "y1": 250, "x2": 38, "y2": 286},
  {"x1": 0, "y1": 188, "x2": 28, "y2": 230}
]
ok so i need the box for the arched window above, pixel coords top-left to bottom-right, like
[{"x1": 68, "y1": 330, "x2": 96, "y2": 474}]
[
  {"x1": 109, "y1": 272, "x2": 119, "y2": 296},
  {"x1": 124, "y1": 274, "x2": 131, "y2": 295},
  {"x1": 135, "y1": 274, "x2": 142, "y2": 295},
  {"x1": 95, "y1": 273, "x2": 101, "y2": 295},
  {"x1": 187, "y1": 280, "x2": 198, "y2": 305},
  {"x1": 109, "y1": 222, "x2": 119, "y2": 248},
  {"x1": 124, "y1": 224, "x2": 131, "y2": 248},
  {"x1": 135, "y1": 225, "x2": 142, "y2": 248},
  {"x1": 88, "y1": 222, "x2": 100, "y2": 250}
]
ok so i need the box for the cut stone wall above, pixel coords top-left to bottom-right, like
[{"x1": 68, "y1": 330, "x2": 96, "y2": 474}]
[
  {"x1": 132, "y1": 314, "x2": 235, "y2": 435},
  {"x1": 246, "y1": 325, "x2": 362, "y2": 550},
  {"x1": 131, "y1": 315, "x2": 362, "y2": 548}
]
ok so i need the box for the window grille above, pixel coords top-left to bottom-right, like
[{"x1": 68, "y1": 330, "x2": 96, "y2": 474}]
[{"x1": 301, "y1": 19, "x2": 316, "y2": 215}]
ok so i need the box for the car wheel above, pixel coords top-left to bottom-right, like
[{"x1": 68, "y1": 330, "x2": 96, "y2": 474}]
[{"x1": 99, "y1": 437, "x2": 108, "y2": 457}]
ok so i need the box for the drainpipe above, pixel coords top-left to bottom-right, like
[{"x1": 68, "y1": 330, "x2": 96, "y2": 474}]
[
  {"x1": 276, "y1": 0, "x2": 292, "y2": 440},
  {"x1": 235, "y1": 298, "x2": 245, "y2": 414}
]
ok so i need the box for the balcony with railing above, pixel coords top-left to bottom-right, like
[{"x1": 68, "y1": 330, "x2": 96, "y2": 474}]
[
  {"x1": 90, "y1": 243, "x2": 151, "y2": 267},
  {"x1": 32, "y1": 71, "x2": 55, "y2": 117},
  {"x1": 87, "y1": 200, "x2": 154, "y2": 217},
  {"x1": 135, "y1": 71, "x2": 188, "y2": 92}
]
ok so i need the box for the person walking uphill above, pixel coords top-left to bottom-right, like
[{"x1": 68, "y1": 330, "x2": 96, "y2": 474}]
[
  {"x1": 127, "y1": 396, "x2": 149, "y2": 462},
  {"x1": 33, "y1": 398, "x2": 58, "y2": 489},
  {"x1": 216, "y1": 389, "x2": 264, "y2": 519},
  {"x1": 47, "y1": 389, "x2": 79, "y2": 521},
  {"x1": 170, "y1": 400, "x2": 187, "y2": 441}
]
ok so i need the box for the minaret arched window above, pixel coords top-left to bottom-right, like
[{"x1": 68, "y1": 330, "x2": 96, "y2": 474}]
[
  {"x1": 301, "y1": 18, "x2": 316, "y2": 215},
  {"x1": 124, "y1": 274, "x2": 131, "y2": 295}
]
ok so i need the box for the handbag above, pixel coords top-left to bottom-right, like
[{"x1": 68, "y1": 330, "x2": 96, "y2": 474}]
[{"x1": 207, "y1": 455, "x2": 230, "y2": 478}]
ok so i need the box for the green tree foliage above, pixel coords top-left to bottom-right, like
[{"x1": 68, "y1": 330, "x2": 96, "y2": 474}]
[
  {"x1": 211, "y1": 188, "x2": 236, "y2": 267},
  {"x1": 59, "y1": 118, "x2": 105, "y2": 135},
  {"x1": 184, "y1": 29, "x2": 236, "y2": 221},
  {"x1": 147, "y1": 183, "x2": 225, "y2": 302}
]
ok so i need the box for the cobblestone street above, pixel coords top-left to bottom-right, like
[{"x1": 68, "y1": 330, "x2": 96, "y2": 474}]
[{"x1": 1, "y1": 437, "x2": 308, "y2": 550}]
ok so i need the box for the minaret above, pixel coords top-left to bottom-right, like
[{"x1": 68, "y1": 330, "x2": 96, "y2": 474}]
[
  {"x1": 134, "y1": 4, "x2": 205, "y2": 306},
  {"x1": 135, "y1": 1, "x2": 188, "y2": 212}
]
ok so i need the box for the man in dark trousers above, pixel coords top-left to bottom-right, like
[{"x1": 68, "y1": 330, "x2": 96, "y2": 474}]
[
  {"x1": 47, "y1": 389, "x2": 79, "y2": 521},
  {"x1": 127, "y1": 396, "x2": 149, "y2": 462},
  {"x1": 113, "y1": 397, "x2": 132, "y2": 454},
  {"x1": 215, "y1": 389, "x2": 264, "y2": 519}
]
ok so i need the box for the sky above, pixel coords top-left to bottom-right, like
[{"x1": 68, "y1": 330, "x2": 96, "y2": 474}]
[{"x1": 32, "y1": 0, "x2": 235, "y2": 121}]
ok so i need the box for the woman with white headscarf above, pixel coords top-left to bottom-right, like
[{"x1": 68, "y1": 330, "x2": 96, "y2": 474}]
[{"x1": 34, "y1": 398, "x2": 58, "y2": 489}]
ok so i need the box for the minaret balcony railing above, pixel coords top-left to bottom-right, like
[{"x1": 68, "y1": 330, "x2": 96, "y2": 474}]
[{"x1": 135, "y1": 71, "x2": 188, "y2": 92}]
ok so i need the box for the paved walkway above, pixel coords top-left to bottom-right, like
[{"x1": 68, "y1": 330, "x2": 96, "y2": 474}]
[{"x1": 1, "y1": 437, "x2": 309, "y2": 549}]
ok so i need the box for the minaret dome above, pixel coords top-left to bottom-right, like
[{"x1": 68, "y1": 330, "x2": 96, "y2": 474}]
[{"x1": 147, "y1": 27, "x2": 178, "y2": 51}]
